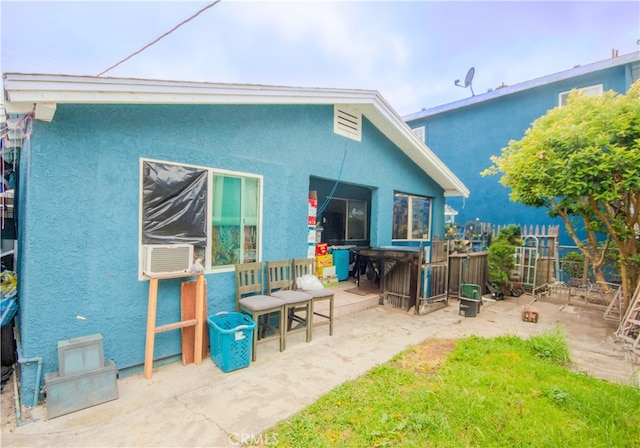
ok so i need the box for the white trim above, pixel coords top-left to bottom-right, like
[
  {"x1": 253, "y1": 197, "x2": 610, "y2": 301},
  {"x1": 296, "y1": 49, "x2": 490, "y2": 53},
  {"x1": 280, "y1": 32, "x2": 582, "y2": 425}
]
[
  {"x1": 558, "y1": 84, "x2": 603, "y2": 107},
  {"x1": 412, "y1": 126, "x2": 426, "y2": 142},
  {"x1": 334, "y1": 105, "x2": 362, "y2": 142},
  {"x1": 3, "y1": 73, "x2": 469, "y2": 198}
]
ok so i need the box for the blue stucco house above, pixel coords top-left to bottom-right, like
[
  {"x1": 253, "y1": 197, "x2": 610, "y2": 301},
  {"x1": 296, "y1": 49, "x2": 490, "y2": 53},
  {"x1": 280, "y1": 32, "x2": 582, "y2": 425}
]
[
  {"x1": 404, "y1": 51, "x2": 640, "y2": 246},
  {"x1": 1, "y1": 73, "x2": 468, "y2": 407}
]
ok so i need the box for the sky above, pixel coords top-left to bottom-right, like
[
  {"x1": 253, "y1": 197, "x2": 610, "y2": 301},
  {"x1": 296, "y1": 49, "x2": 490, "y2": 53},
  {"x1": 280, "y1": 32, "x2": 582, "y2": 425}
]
[{"x1": 1, "y1": 0, "x2": 639, "y2": 116}]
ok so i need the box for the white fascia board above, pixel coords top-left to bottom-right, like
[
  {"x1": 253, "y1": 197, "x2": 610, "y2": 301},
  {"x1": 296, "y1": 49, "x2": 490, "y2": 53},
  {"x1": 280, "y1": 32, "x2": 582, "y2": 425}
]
[
  {"x1": 3, "y1": 73, "x2": 469, "y2": 197},
  {"x1": 363, "y1": 95, "x2": 470, "y2": 198},
  {"x1": 3, "y1": 73, "x2": 375, "y2": 105}
]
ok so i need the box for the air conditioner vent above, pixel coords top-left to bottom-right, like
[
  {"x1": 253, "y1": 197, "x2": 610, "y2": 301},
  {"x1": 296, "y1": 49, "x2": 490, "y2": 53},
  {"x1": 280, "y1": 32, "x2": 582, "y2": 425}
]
[
  {"x1": 143, "y1": 244, "x2": 193, "y2": 276},
  {"x1": 334, "y1": 105, "x2": 362, "y2": 142}
]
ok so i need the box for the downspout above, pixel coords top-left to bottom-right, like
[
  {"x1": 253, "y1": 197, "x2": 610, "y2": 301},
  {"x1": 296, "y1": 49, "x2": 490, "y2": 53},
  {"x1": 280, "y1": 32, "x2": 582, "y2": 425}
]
[
  {"x1": 12, "y1": 363, "x2": 23, "y2": 425},
  {"x1": 14, "y1": 326, "x2": 43, "y2": 410}
]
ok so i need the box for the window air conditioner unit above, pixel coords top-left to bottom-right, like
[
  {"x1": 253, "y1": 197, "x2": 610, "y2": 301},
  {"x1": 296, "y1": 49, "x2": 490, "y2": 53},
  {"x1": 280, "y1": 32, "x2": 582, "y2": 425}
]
[{"x1": 143, "y1": 244, "x2": 193, "y2": 276}]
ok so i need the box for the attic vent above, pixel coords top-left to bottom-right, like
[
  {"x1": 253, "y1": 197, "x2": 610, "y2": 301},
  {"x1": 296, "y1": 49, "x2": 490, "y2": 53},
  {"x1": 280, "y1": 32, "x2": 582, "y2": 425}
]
[{"x1": 334, "y1": 105, "x2": 362, "y2": 142}]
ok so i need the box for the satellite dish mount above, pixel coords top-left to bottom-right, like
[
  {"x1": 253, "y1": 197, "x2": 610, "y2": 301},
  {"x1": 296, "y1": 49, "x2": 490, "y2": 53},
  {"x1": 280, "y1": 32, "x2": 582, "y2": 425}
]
[{"x1": 454, "y1": 67, "x2": 475, "y2": 96}]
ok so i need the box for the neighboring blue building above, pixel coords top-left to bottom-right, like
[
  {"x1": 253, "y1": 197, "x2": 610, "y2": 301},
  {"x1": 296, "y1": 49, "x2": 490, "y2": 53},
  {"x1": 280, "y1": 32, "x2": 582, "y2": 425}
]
[
  {"x1": 404, "y1": 51, "x2": 640, "y2": 246},
  {"x1": 1, "y1": 73, "x2": 468, "y2": 406}
]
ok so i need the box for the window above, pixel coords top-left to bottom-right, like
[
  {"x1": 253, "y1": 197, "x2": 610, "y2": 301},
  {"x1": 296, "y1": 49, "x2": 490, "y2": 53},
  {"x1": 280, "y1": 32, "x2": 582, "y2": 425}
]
[
  {"x1": 211, "y1": 174, "x2": 259, "y2": 267},
  {"x1": 392, "y1": 192, "x2": 431, "y2": 240},
  {"x1": 558, "y1": 84, "x2": 603, "y2": 107},
  {"x1": 141, "y1": 159, "x2": 261, "y2": 272},
  {"x1": 322, "y1": 198, "x2": 367, "y2": 243},
  {"x1": 347, "y1": 200, "x2": 367, "y2": 240},
  {"x1": 412, "y1": 126, "x2": 426, "y2": 142}
]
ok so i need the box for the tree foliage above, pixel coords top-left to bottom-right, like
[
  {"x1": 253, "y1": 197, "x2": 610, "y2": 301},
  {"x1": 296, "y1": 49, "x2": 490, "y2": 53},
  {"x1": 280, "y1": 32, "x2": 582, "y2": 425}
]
[
  {"x1": 488, "y1": 225, "x2": 522, "y2": 288},
  {"x1": 482, "y1": 80, "x2": 640, "y2": 309}
]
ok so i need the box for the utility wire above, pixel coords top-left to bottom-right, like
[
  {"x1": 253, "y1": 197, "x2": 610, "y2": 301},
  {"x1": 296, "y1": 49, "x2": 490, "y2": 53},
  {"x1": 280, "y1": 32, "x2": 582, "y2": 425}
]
[{"x1": 97, "y1": 1, "x2": 221, "y2": 77}]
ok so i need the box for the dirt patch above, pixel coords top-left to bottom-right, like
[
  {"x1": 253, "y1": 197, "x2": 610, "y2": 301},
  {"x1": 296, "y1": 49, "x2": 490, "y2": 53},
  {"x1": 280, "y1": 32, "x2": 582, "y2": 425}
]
[
  {"x1": 391, "y1": 338, "x2": 457, "y2": 375},
  {"x1": 1, "y1": 374, "x2": 17, "y2": 431}
]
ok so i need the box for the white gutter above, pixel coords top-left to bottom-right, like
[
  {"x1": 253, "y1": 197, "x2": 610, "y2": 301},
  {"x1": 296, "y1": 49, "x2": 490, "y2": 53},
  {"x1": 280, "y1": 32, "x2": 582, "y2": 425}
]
[{"x1": 3, "y1": 73, "x2": 469, "y2": 197}]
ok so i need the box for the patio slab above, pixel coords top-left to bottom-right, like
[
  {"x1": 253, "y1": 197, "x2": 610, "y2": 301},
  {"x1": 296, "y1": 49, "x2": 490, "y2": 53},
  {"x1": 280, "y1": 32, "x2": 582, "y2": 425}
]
[{"x1": 1, "y1": 292, "x2": 637, "y2": 447}]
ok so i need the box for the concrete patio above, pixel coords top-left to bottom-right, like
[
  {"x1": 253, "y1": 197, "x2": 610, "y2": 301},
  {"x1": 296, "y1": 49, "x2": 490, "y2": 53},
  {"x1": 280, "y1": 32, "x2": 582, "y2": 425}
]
[{"x1": 1, "y1": 280, "x2": 637, "y2": 447}]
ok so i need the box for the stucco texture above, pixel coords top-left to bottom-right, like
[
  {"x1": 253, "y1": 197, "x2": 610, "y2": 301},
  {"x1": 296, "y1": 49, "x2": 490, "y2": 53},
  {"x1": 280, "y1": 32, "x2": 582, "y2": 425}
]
[{"x1": 15, "y1": 103, "x2": 446, "y2": 405}]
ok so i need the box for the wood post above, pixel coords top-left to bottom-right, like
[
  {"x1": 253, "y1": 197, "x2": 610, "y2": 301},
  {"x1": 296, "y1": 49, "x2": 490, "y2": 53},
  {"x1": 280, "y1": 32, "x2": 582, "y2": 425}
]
[{"x1": 143, "y1": 272, "x2": 205, "y2": 379}]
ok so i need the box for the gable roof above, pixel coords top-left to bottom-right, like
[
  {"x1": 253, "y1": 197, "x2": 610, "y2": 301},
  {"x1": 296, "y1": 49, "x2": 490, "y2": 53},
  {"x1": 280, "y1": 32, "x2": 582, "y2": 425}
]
[
  {"x1": 404, "y1": 51, "x2": 640, "y2": 121},
  {"x1": 2, "y1": 73, "x2": 468, "y2": 198}
]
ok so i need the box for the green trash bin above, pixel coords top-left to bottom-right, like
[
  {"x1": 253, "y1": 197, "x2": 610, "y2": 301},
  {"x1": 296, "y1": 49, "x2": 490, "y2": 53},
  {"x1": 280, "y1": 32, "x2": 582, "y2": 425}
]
[{"x1": 460, "y1": 283, "x2": 481, "y2": 299}]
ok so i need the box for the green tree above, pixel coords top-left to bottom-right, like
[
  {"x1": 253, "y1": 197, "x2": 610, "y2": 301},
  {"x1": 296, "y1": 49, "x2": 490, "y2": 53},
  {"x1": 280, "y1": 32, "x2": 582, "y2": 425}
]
[
  {"x1": 482, "y1": 81, "x2": 640, "y2": 310},
  {"x1": 487, "y1": 225, "x2": 522, "y2": 293}
]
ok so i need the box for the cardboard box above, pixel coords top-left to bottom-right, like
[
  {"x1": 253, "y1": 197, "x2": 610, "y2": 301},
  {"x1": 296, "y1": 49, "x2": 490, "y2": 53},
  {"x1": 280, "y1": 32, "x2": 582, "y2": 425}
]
[
  {"x1": 321, "y1": 265, "x2": 336, "y2": 277},
  {"x1": 315, "y1": 243, "x2": 328, "y2": 256},
  {"x1": 315, "y1": 265, "x2": 336, "y2": 279},
  {"x1": 322, "y1": 275, "x2": 339, "y2": 287},
  {"x1": 308, "y1": 227, "x2": 317, "y2": 243},
  {"x1": 315, "y1": 253, "x2": 332, "y2": 267}
]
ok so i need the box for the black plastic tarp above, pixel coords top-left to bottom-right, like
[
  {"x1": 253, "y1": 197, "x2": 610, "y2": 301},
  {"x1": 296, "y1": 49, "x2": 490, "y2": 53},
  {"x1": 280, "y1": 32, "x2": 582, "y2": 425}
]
[{"x1": 142, "y1": 161, "x2": 207, "y2": 246}]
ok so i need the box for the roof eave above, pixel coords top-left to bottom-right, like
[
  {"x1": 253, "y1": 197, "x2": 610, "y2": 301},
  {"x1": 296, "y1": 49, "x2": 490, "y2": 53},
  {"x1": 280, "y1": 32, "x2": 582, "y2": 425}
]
[{"x1": 2, "y1": 73, "x2": 469, "y2": 197}]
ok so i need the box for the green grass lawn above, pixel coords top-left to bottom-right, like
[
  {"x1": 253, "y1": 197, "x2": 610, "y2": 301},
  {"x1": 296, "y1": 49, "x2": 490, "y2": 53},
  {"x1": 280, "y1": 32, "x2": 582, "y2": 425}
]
[{"x1": 263, "y1": 328, "x2": 640, "y2": 447}]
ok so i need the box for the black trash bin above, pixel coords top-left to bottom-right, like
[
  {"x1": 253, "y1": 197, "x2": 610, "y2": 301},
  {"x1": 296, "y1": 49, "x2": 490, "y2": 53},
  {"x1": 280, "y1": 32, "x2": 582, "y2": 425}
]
[{"x1": 459, "y1": 298, "x2": 481, "y2": 317}]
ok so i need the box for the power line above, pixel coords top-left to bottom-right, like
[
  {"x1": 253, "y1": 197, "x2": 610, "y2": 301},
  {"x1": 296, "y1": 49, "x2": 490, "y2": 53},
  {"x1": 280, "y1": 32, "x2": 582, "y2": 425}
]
[{"x1": 97, "y1": 1, "x2": 221, "y2": 77}]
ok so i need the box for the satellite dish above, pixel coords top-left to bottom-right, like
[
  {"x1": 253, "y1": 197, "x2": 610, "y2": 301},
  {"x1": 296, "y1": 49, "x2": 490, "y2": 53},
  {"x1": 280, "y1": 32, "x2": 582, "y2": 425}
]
[
  {"x1": 464, "y1": 67, "x2": 475, "y2": 87},
  {"x1": 454, "y1": 67, "x2": 476, "y2": 96}
]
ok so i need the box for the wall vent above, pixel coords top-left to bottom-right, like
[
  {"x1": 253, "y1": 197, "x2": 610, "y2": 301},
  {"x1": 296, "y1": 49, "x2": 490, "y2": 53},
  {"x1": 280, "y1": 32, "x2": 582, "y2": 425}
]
[
  {"x1": 334, "y1": 105, "x2": 362, "y2": 142},
  {"x1": 143, "y1": 244, "x2": 193, "y2": 276}
]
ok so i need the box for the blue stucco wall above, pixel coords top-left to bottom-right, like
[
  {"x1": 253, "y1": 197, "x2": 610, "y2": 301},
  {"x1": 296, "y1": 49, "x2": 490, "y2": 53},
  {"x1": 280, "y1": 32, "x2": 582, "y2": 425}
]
[
  {"x1": 15, "y1": 103, "x2": 446, "y2": 405},
  {"x1": 407, "y1": 64, "x2": 633, "y2": 245}
]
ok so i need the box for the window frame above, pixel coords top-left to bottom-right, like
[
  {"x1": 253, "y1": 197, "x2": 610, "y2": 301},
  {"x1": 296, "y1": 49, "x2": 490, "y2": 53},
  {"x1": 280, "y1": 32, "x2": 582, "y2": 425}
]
[
  {"x1": 346, "y1": 199, "x2": 367, "y2": 241},
  {"x1": 392, "y1": 192, "x2": 432, "y2": 242},
  {"x1": 412, "y1": 125, "x2": 426, "y2": 142},
  {"x1": 139, "y1": 158, "x2": 263, "y2": 276},
  {"x1": 558, "y1": 84, "x2": 603, "y2": 107},
  {"x1": 322, "y1": 197, "x2": 368, "y2": 242}
]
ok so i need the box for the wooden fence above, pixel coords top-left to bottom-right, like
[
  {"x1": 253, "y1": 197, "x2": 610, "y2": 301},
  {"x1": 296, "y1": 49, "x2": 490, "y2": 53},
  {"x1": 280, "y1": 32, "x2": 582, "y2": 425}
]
[{"x1": 448, "y1": 250, "x2": 488, "y2": 298}]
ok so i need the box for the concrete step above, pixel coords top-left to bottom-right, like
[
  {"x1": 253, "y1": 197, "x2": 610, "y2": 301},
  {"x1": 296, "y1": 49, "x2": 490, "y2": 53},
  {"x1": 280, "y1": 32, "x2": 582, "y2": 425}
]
[{"x1": 312, "y1": 279, "x2": 380, "y2": 321}]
